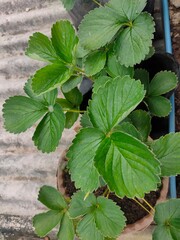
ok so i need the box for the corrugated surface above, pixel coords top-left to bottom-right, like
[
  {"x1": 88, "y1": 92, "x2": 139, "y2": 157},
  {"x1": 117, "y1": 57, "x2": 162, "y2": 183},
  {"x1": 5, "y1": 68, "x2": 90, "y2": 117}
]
[{"x1": 0, "y1": 0, "x2": 75, "y2": 238}]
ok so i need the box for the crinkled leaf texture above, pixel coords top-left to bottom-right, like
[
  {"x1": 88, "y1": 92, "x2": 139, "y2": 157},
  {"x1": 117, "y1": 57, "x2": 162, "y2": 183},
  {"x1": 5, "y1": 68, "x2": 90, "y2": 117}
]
[
  {"x1": 89, "y1": 75, "x2": 145, "y2": 133},
  {"x1": 95, "y1": 132, "x2": 161, "y2": 198},
  {"x1": 151, "y1": 133, "x2": 180, "y2": 176},
  {"x1": 69, "y1": 191, "x2": 126, "y2": 239},
  {"x1": 153, "y1": 199, "x2": 180, "y2": 240}
]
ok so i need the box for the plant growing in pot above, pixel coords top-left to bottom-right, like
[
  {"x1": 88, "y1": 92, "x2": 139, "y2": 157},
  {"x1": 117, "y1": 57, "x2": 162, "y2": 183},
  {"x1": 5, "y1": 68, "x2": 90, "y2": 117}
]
[{"x1": 2, "y1": 0, "x2": 180, "y2": 239}]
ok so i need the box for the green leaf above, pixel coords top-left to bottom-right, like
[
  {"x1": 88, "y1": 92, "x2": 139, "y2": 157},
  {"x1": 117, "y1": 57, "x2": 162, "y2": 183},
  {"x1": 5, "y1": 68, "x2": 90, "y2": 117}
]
[
  {"x1": 153, "y1": 199, "x2": 180, "y2": 240},
  {"x1": 33, "y1": 210, "x2": 63, "y2": 237},
  {"x1": 145, "y1": 96, "x2": 171, "y2": 117},
  {"x1": 95, "y1": 196, "x2": 126, "y2": 238},
  {"x1": 24, "y1": 78, "x2": 58, "y2": 105},
  {"x1": 80, "y1": 112, "x2": 93, "y2": 128},
  {"x1": 51, "y1": 20, "x2": 78, "y2": 63},
  {"x1": 77, "y1": 214, "x2": 104, "y2": 240},
  {"x1": 107, "y1": 0, "x2": 147, "y2": 21},
  {"x1": 144, "y1": 46, "x2": 155, "y2": 60},
  {"x1": 67, "y1": 128, "x2": 105, "y2": 193},
  {"x1": 148, "y1": 71, "x2": 178, "y2": 96},
  {"x1": 129, "y1": 110, "x2": 151, "y2": 142},
  {"x1": 32, "y1": 63, "x2": 71, "y2": 95},
  {"x1": 25, "y1": 32, "x2": 60, "y2": 63},
  {"x1": 113, "y1": 122, "x2": 142, "y2": 140},
  {"x1": 93, "y1": 76, "x2": 112, "y2": 94},
  {"x1": 78, "y1": 6, "x2": 123, "y2": 50},
  {"x1": 115, "y1": 13, "x2": 155, "y2": 66},
  {"x1": 3, "y1": 96, "x2": 47, "y2": 133},
  {"x1": 107, "y1": 54, "x2": 134, "y2": 78},
  {"x1": 63, "y1": 87, "x2": 82, "y2": 106},
  {"x1": 151, "y1": 133, "x2": 180, "y2": 176},
  {"x1": 89, "y1": 76, "x2": 145, "y2": 133},
  {"x1": 38, "y1": 185, "x2": 67, "y2": 210},
  {"x1": 95, "y1": 132, "x2": 160, "y2": 198},
  {"x1": 57, "y1": 212, "x2": 75, "y2": 240},
  {"x1": 84, "y1": 50, "x2": 106, "y2": 76},
  {"x1": 56, "y1": 98, "x2": 74, "y2": 109},
  {"x1": 65, "y1": 112, "x2": 79, "y2": 129},
  {"x1": 33, "y1": 103, "x2": 65, "y2": 153},
  {"x1": 134, "y1": 68, "x2": 149, "y2": 91},
  {"x1": 62, "y1": 76, "x2": 83, "y2": 93},
  {"x1": 60, "y1": 0, "x2": 75, "y2": 11},
  {"x1": 76, "y1": 42, "x2": 90, "y2": 58},
  {"x1": 69, "y1": 191, "x2": 96, "y2": 218}
]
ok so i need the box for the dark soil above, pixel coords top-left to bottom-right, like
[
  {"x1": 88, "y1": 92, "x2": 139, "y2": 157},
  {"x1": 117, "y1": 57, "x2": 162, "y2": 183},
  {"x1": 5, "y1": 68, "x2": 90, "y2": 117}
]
[{"x1": 62, "y1": 169, "x2": 161, "y2": 225}]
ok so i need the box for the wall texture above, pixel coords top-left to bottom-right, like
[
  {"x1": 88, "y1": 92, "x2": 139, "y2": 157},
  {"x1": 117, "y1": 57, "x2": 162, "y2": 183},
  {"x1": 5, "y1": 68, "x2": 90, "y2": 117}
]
[{"x1": 0, "y1": 1, "x2": 75, "y2": 239}]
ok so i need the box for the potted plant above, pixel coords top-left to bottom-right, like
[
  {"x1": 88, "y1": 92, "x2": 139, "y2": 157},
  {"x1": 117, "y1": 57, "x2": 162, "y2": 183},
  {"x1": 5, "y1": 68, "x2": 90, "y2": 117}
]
[{"x1": 2, "y1": 0, "x2": 180, "y2": 239}]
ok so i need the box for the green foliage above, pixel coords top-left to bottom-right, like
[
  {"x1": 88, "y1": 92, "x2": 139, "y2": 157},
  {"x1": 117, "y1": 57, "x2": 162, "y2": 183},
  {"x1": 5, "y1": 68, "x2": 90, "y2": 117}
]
[
  {"x1": 62, "y1": 75, "x2": 83, "y2": 93},
  {"x1": 153, "y1": 199, "x2": 180, "y2": 240},
  {"x1": 60, "y1": 0, "x2": 76, "y2": 11}
]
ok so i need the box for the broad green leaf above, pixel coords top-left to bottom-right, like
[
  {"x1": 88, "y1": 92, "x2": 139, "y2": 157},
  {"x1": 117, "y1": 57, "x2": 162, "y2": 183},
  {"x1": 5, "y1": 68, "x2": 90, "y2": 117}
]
[
  {"x1": 56, "y1": 98, "x2": 73, "y2": 109},
  {"x1": 3, "y1": 96, "x2": 47, "y2": 133},
  {"x1": 78, "y1": 6, "x2": 123, "y2": 50},
  {"x1": 107, "y1": 54, "x2": 134, "y2": 78},
  {"x1": 60, "y1": 0, "x2": 75, "y2": 11},
  {"x1": 51, "y1": 20, "x2": 78, "y2": 63},
  {"x1": 63, "y1": 87, "x2": 82, "y2": 106},
  {"x1": 67, "y1": 128, "x2": 105, "y2": 193},
  {"x1": 38, "y1": 185, "x2": 67, "y2": 210},
  {"x1": 33, "y1": 210, "x2": 63, "y2": 237},
  {"x1": 62, "y1": 76, "x2": 82, "y2": 93},
  {"x1": 77, "y1": 214, "x2": 104, "y2": 240},
  {"x1": 129, "y1": 110, "x2": 151, "y2": 142},
  {"x1": 95, "y1": 196, "x2": 126, "y2": 238},
  {"x1": 95, "y1": 132, "x2": 160, "y2": 198},
  {"x1": 24, "y1": 78, "x2": 58, "y2": 105},
  {"x1": 65, "y1": 112, "x2": 79, "y2": 129},
  {"x1": 89, "y1": 76, "x2": 145, "y2": 133},
  {"x1": 80, "y1": 112, "x2": 93, "y2": 128},
  {"x1": 145, "y1": 46, "x2": 155, "y2": 60},
  {"x1": 145, "y1": 96, "x2": 171, "y2": 117},
  {"x1": 69, "y1": 191, "x2": 96, "y2": 218},
  {"x1": 151, "y1": 133, "x2": 180, "y2": 176},
  {"x1": 93, "y1": 76, "x2": 112, "y2": 94},
  {"x1": 57, "y1": 212, "x2": 75, "y2": 240},
  {"x1": 107, "y1": 0, "x2": 147, "y2": 21},
  {"x1": 153, "y1": 199, "x2": 180, "y2": 240},
  {"x1": 113, "y1": 122, "x2": 142, "y2": 140},
  {"x1": 134, "y1": 68, "x2": 149, "y2": 91},
  {"x1": 148, "y1": 71, "x2": 178, "y2": 96},
  {"x1": 76, "y1": 42, "x2": 90, "y2": 58},
  {"x1": 32, "y1": 63, "x2": 71, "y2": 95},
  {"x1": 84, "y1": 50, "x2": 106, "y2": 76},
  {"x1": 25, "y1": 32, "x2": 60, "y2": 63},
  {"x1": 33, "y1": 104, "x2": 65, "y2": 153},
  {"x1": 115, "y1": 13, "x2": 155, "y2": 66}
]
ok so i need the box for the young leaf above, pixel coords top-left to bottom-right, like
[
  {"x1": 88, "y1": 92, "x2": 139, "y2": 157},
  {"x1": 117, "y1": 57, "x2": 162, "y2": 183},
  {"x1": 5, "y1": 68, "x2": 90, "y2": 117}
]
[
  {"x1": 80, "y1": 112, "x2": 93, "y2": 128},
  {"x1": 65, "y1": 112, "x2": 79, "y2": 129},
  {"x1": 38, "y1": 185, "x2": 67, "y2": 210},
  {"x1": 33, "y1": 210, "x2": 63, "y2": 237},
  {"x1": 115, "y1": 13, "x2": 155, "y2": 66},
  {"x1": 51, "y1": 20, "x2": 78, "y2": 63},
  {"x1": 3, "y1": 96, "x2": 47, "y2": 133},
  {"x1": 107, "y1": 54, "x2": 134, "y2": 78},
  {"x1": 62, "y1": 76, "x2": 83, "y2": 93},
  {"x1": 84, "y1": 50, "x2": 106, "y2": 76},
  {"x1": 57, "y1": 212, "x2": 75, "y2": 240},
  {"x1": 60, "y1": 0, "x2": 76, "y2": 11},
  {"x1": 107, "y1": 0, "x2": 147, "y2": 21},
  {"x1": 129, "y1": 110, "x2": 151, "y2": 142},
  {"x1": 67, "y1": 128, "x2": 105, "y2": 193},
  {"x1": 33, "y1": 104, "x2": 65, "y2": 153},
  {"x1": 93, "y1": 76, "x2": 112, "y2": 94},
  {"x1": 78, "y1": 6, "x2": 123, "y2": 50},
  {"x1": 32, "y1": 63, "x2": 71, "y2": 95},
  {"x1": 153, "y1": 199, "x2": 180, "y2": 240},
  {"x1": 134, "y1": 68, "x2": 149, "y2": 91},
  {"x1": 95, "y1": 132, "x2": 161, "y2": 198},
  {"x1": 148, "y1": 71, "x2": 178, "y2": 96},
  {"x1": 89, "y1": 76, "x2": 145, "y2": 133},
  {"x1": 151, "y1": 133, "x2": 180, "y2": 176},
  {"x1": 25, "y1": 32, "x2": 60, "y2": 63},
  {"x1": 63, "y1": 87, "x2": 82, "y2": 106},
  {"x1": 145, "y1": 96, "x2": 171, "y2": 117}
]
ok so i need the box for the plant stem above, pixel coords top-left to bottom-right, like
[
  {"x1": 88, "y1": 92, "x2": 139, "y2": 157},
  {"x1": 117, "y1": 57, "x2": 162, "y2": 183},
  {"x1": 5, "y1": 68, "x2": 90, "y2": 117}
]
[
  {"x1": 133, "y1": 198, "x2": 153, "y2": 216},
  {"x1": 103, "y1": 188, "x2": 110, "y2": 198},
  {"x1": 63, "y1": 109, "x2": 86, "y2": 113},
  {"x1": 142, "y1": 198, "x2": 155, "y2": 212},
  {"x1": 92, "y1": 0, "x2": 102, "y2": 7}
]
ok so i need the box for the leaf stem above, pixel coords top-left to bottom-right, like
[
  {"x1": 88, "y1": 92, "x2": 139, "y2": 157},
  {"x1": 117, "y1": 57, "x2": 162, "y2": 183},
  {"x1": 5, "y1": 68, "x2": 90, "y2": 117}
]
[
  {"x1": 133, "y1": 198, "x2": 153, "y2": 216},
  {"x1": 63, "y1": 109, "x2": 86, "y2": 113},
  {"x1": 103, "y1": 188, "x2": 110, "y2": 198},
  {"x1": 142, "y1": 198, "x2": 155, "y2": 212},
  {"x1": 92, "y1": 0, "x2": 102, "y2": 7}
]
